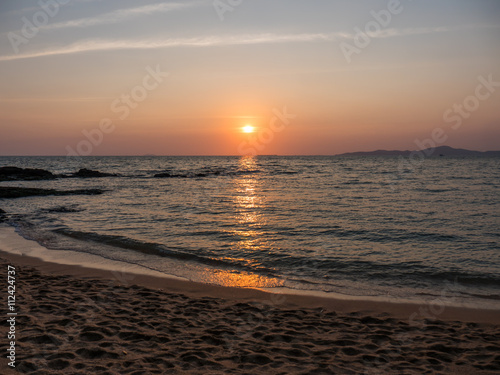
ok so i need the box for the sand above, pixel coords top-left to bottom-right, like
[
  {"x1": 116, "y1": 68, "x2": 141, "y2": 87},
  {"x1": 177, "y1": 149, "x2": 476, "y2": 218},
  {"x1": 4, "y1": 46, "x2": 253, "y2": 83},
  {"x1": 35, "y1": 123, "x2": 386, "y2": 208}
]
[{"x1": 1, "y1": 228, "x2": 500, "y2": 374}]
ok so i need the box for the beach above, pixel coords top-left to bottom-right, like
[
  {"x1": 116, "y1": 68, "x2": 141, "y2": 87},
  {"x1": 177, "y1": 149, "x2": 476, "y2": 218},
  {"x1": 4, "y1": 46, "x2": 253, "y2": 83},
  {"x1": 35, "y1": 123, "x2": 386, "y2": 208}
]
[
  {"x1": 2, "y1": 227, "x2": 500, "y2": 374},
  {"x1": 2, "y1": 0, "x2": 499, "y2": 372}
]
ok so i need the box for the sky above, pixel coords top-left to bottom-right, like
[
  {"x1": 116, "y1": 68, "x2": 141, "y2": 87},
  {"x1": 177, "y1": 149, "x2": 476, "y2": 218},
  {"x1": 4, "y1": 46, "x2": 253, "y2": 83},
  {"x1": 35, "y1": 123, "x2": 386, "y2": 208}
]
[{"x1": 0, "y1": 0, "x2": 499, "y2": 156}]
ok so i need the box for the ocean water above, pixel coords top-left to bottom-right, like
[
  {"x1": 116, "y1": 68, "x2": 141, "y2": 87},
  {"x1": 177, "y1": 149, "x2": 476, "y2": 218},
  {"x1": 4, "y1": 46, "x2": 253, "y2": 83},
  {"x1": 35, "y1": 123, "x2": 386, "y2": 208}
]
[{"x1": 1, "y1": 156, "x2": 499, "y2": 308}]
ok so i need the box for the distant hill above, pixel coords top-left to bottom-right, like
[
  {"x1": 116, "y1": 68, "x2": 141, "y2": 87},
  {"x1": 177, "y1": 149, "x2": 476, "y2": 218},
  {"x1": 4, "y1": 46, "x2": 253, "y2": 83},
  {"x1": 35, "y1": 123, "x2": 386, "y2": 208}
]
[{"x1": 337, "y1": 146, "x2": 500, "y2": 157}]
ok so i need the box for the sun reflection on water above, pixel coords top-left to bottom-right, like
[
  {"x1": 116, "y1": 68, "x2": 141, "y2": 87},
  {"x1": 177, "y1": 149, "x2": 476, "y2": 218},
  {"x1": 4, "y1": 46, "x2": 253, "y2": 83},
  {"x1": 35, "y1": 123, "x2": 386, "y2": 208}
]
[
  {"x1": 200, "y1": 268, "x2": 283, "y2": 288},
  {"x1": 207, "y1": 156, "x2": 284, "y2": 288},
  {"x1": 232, "y1": 156, "x2": 265, "y2": 240},
  {"x1": 233, "y1": 156, "x2": 262, "y2": 224}
]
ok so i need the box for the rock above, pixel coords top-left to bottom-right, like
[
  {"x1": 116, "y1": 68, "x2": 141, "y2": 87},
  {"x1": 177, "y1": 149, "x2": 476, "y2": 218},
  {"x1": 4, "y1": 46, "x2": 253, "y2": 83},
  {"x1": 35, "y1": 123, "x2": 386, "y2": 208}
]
[
  {"x1": 154, "y1": 172, "x2": 177, "y2": 178},
  {"x1": 71, "y1": 169, "x2": 116, "y2": 178},
  {"x1": 0, "y1": 187, "x2": 106, "y2": 199},
  {"x1": 43, "y1": 206, "x2": 83, "y2": 213},
  {"x1": 0, "y1": 166, "x2": 56, "y2": 181},
  {"x1": 0, "y1": 208, "x2": 6, "y2": 222}
]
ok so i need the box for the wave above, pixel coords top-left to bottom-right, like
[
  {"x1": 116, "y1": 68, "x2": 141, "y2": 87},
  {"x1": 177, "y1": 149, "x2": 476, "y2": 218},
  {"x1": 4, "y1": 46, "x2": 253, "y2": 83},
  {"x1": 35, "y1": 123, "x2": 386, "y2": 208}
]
[
  {"x1": 42, "y1": 228, "x2": 500, "y2": 290},
  {"x1": 316, "y1": 227, "x2": 460, "y2": 242},
  {"x1": 413, "y1": 187, "x2": 454, "y2": 193},
  {"x1": 52, "y1": 228, "x2": 278, "y2": 277},
  {"x1": 279, "y1": 255, "x2": 500, "y2": 289},
  {"x1": 153, "y1": 167, "x2": 259, "y2": 178},
  {"x1": 153, "y1": 166, "x2": 298, "y2": 179},
  {"x1": 9, "y1": 217, "x2": 500, "y2": 300}
]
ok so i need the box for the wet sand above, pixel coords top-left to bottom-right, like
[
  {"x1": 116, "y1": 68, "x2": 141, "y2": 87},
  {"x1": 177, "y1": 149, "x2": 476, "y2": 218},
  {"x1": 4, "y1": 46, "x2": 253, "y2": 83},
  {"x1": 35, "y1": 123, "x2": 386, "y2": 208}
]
[{"x1": 1, "y1": 228, "x2": 500, "y2": 374}]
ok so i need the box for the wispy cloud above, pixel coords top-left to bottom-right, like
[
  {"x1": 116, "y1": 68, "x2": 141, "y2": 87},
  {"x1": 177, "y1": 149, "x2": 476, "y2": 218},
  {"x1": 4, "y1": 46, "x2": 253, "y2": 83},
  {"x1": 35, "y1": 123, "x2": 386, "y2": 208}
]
[
  {"x1": 0, "y1": 33, "x2": 334, "y2": 61},
  {"x1": 0, "y1": 24, "x2": 496, "y2": 62},
  {"x1": 364, "y1": 23, "x2": 499, "y2": 39},
  {"x1": 1, "y1": 0, "x2": 104, "y2": 16},
  {"x1": 44, "y1": 2, "x2": 197, "y2": 30}
]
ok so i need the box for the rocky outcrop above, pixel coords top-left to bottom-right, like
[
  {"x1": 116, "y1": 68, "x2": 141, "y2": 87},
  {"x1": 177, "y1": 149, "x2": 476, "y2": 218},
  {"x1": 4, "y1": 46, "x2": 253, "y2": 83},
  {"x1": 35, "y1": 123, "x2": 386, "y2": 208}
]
[
  {"x1": 0, "y1": 167, "x2": 56, "y2": 181},
  {"x1": 0, "y1": 187, "x2": 106, "y2": 199}
]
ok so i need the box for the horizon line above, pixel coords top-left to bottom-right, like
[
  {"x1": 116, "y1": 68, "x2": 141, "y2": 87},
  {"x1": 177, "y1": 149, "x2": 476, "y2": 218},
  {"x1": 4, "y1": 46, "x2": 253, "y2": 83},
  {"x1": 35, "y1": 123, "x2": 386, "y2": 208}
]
[{"x1": 1, "y1": 150, "x2": 500, "y2": 158}]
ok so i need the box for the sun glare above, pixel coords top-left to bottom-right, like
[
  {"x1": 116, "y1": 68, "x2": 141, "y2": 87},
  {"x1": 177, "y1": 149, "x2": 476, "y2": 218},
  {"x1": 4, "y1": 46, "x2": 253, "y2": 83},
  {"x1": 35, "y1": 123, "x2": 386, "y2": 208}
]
[{"x1": 242, "y1": 125, "x2": 255, "y2": 133}]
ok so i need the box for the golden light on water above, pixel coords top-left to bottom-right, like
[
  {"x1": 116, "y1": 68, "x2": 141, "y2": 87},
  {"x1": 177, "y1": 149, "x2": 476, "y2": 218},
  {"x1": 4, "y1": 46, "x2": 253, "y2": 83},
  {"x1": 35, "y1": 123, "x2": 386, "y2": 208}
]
[
  {"x1": 199, "y1": 155, "x2": 284, "y2": 289},
  {"x1": 202, "y1": 269, "x2": 283, "y2": 288}
]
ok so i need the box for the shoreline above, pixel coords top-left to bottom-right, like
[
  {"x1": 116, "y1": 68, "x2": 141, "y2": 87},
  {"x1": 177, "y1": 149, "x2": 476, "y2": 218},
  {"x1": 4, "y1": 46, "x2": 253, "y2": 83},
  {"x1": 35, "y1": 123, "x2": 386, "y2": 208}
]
[
  {"x1": 1, "y1": 224, "x2": 499, "y2": 325},
  {"x1": 2, "y1": 225, "x2": 500, "y2": 373}
]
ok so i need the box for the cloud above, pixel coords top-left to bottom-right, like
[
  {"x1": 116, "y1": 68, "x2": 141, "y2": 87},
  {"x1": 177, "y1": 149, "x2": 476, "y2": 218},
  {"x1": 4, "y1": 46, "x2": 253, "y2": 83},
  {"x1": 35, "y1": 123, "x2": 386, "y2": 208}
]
[
  {"x1": 0, "y1": 24, "x2": 496, "y2": 62},
  {"x1": 44, "y1": 2, "x2": 197, "y2": 30},
  {"x1": 1, "y1": 0, "x2": 104, "y2": 16},
  {"x1": 0, "y1": 33, "x2": 335, "y2": 61}
]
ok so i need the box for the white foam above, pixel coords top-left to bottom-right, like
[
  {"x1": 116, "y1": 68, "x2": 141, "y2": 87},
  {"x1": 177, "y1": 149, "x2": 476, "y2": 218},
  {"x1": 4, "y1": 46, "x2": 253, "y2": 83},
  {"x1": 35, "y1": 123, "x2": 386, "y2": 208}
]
[
  {"x1": 0, "y1": 224, "x2": 187, "y2": 281},
  {"x1": 1, "y1": 223, "x2": 499, "y2": 310}
]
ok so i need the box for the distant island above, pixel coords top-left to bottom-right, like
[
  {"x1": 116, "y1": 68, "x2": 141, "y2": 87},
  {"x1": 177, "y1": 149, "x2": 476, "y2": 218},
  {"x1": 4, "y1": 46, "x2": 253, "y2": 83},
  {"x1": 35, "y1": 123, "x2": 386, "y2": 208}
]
[{"x1": 337, "y1": 146, "x2": 500, "y2": 157}]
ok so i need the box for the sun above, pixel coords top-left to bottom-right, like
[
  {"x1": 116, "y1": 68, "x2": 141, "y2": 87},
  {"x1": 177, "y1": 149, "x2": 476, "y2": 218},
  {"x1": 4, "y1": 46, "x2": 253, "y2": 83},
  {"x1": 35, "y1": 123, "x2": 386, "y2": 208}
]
[{"x1": 242, "y1": 125, "x2": 255, "y2": 133}]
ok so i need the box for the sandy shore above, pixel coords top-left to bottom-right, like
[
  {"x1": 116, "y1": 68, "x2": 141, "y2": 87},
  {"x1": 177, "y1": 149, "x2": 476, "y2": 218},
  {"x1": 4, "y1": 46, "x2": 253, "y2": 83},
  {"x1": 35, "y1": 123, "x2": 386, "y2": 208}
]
[{"x1": 1, "y1": 228, "x2": 500, "y2": 374}]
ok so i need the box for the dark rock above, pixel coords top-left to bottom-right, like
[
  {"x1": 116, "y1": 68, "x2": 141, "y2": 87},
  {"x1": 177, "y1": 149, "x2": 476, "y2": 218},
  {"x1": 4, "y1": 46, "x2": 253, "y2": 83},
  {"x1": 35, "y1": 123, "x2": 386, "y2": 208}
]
[
  {"x1": 154, "y1": 172, "x2": 180, "y2": 178},
  {"x1": 70, "y1": 168, "x2": 116, "y2": 178},
  {"x1": 153, "y1": 172, "x2": 208, "y2": 178},
  {"x1": 0, "y1": 187, "x2": 106, "y2": 199},
  {"x1": 42, "y1": 205, "x2": 83, "y2": 213},
  {"x1": 0, "y1": 166, "x2": 56, "y2": 181},
  {"x1": 0, "y1": 208, "x2": 6, "y2": 222}
]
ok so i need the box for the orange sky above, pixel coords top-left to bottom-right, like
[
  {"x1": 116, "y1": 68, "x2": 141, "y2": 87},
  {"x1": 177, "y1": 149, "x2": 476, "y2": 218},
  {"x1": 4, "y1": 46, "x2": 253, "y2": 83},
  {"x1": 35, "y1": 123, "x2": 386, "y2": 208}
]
[{"x1": 0, "y1": 0, "x2": 499, "y2": 155}]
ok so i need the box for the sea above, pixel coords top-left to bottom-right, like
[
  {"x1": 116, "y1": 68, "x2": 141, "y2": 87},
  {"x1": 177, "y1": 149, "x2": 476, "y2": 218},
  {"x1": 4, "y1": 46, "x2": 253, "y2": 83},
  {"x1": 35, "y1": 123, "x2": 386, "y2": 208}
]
[{"x1": 1, "y1": 155, "x2": 499, "y2": 309}]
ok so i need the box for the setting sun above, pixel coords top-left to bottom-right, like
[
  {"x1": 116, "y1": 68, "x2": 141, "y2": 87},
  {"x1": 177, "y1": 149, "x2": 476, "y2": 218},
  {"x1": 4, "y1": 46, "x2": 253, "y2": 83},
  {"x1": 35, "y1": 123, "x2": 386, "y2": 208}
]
[{"x1": 242, "y1": 125, "x2": 255, "y2": 133}]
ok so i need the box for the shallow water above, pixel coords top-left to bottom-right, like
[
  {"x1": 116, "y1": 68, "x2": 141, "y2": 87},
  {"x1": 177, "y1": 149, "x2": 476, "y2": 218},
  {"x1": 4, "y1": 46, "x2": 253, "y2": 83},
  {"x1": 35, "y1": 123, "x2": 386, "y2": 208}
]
[{"x1": 1, "y1": 155, "x2": 499, "y2": 307}]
